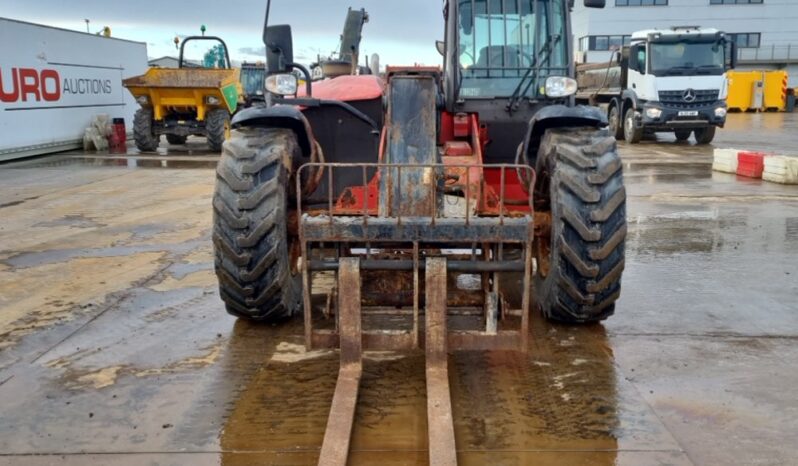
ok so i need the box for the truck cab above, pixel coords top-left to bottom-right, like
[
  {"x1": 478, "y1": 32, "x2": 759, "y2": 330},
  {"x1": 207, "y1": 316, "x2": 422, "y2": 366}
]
[{"x1": 578, "y1": 27, "x2": 736, "y2": 144}]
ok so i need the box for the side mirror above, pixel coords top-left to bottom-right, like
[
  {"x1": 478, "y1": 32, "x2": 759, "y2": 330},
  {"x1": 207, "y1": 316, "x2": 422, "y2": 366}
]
[
  {"x1": 264, "y1": 25, "x2": 294, "y2": 73},
  {"x1": 459, "y1": 0, "x2": 473, "y2": 35},
  {"x1": 628, "y1": 44, "x2": 641, "y2": 73},
  {"x1": 436, "y1": 40, "x2": 445, "y2": 56},
  {"x1": 728, "y1": 41, "x2": 738, "y2": 70},
  {"x1": 584, "y1": 0, "x2": 606, "y2": 7}
]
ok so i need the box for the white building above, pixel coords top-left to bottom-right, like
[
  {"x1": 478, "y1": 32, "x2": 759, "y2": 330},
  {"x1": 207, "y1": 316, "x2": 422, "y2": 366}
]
[{"x1": 572, "y1": 0, "x2": 798, "y2": 85}]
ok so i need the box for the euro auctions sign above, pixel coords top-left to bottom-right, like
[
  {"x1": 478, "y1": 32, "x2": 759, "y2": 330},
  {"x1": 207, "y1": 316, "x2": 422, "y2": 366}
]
[
  {"x1": 0, "y1": 18, "x2": 147, "y2": 160},
  {"x1": 0, "y1": 66, "x2": 122, "y2": 108}
]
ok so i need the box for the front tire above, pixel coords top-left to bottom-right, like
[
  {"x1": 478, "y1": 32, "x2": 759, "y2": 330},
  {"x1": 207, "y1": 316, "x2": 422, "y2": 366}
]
[
  {"x1": 694, "y1": 126, "x2": 716, "y2": 145},
  {"x1": 534, "y1": 128, "x2": 627, "y2": 323},
  {"x1": 206, "y1": 109, "x2": 230, "y2": 152},
  {"x1": 623, "y1": 108, "x2": 643, "y2": 144},
  {"x1": 212, "y1": 127, "x2": 301, "y2": 322},
  {"x1": 133, "y1": 108, "x2": 159, "y2": 152},
  {"x1": 674, "y1": 129, "x2": 691, "y2": 142}
]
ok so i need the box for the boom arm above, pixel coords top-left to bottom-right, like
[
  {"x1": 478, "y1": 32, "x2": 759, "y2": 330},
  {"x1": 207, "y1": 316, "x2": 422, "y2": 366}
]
[{"x1": 338, "y1": 8, "x2": 369, "y2": 65}]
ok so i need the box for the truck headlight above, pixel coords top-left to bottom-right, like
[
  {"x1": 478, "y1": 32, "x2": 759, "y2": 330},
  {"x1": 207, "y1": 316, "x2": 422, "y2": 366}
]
[
  {"x1": 136, "y1": 95, "x2": 149, "y2": 105},
  {"x1": 265, "y1": 73, "x2": 298, "y2": 96},
  {"x1": 715, "y1": 107, "x2": 727, "y2": 118},
  {"x1": 645, "y1": 107, "x2": 663, "y2": 119},
  {"x1": 544, "y1": 76, "x2": 578, "y2": 98},
  {"x1": 206, "y1": 96, "x2": 221, "y2": 105}
]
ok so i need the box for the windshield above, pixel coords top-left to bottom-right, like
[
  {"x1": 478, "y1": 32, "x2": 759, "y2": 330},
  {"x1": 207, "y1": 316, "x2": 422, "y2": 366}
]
[
  {"x1": 649, "y1": 41, "x2": 725, "y2": 77},
  {"x1": 458, "y1": 0, "x2": 567, "y2": 98},
  {"x1": 240, "y1": 67, "x2": 265, "y2": 97},
  {"x1": 179, "y1": 40, "x2": 230, "y2": 69}
]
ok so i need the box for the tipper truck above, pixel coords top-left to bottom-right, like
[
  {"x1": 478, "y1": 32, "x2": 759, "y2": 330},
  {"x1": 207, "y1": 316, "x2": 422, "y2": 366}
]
[{"x1": 576, "y1": 27, "x2": 737, "y2": 144}]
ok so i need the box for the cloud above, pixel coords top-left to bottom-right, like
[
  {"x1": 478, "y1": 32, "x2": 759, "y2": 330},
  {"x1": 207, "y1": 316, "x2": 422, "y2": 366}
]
[{"x1": 1, "y1": 0, "x2": 443, "y2": 65}]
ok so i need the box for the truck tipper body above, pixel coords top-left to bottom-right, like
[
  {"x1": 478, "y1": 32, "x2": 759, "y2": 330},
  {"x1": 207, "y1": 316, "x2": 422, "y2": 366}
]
[{"x1": 576, "y1": 27, "x2": 737, "y2": 144}]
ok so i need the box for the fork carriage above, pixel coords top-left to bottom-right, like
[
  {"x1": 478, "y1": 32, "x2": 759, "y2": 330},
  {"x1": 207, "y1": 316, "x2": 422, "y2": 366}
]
[{"x1": 297, "y1": 161, "x2": 537, "y2": 353}]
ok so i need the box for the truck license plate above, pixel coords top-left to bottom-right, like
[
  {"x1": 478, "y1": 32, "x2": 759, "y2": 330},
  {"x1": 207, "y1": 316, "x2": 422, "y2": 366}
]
[{"x1": 678, "y1": 111, "x2": 699, "y2": 117}]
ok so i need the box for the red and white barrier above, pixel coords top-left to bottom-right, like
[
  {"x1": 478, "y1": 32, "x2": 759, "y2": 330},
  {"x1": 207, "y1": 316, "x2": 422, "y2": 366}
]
[
  {"x1": 712, "y1": 148, "x2": 739, "y2": 174},
  {"x1": 737, "y1": 151, "x2": 766, "y2": 178},
  {"x1": 713, "y1": 148, "x2": 798, "y2": 184},
  {"x1": 763, "y1": 156, "x2": 798, "y2": 185}
]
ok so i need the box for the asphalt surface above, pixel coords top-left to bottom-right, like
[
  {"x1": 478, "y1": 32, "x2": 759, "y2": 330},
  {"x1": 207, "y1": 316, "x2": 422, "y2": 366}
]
[{"x1": 0, "y1": 113, "x2": 796, "y2": 465}]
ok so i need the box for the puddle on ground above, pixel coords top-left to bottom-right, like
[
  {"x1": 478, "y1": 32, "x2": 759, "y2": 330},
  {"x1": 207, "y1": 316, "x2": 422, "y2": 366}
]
[{"x1": 13, "y1": 156, "x2": 217, "y2": 170}]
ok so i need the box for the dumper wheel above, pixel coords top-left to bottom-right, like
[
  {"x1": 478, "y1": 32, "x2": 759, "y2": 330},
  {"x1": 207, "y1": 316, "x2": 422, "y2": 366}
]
[
  {"x1": 212, "y1": 127, "x2": 301, "y2": 322},
  {"x1": 133, "y1": 108, "x2": 159, "y2": 152},
  {"x1": 534, "y1": 127, "x2": 627, "y2": 323},
  {"x1": 206, "y1": 109, "x2": 230, "y2": 152},
  {"x1": 166, "y1": 134, "x2": 187, "y2": 145},
  {"x1": 694, "y1": 126, "x2": 716, "y2": 145}
]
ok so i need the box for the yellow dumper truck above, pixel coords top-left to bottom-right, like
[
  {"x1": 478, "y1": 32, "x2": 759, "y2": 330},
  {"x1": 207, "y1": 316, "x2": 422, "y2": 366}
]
[{"x1": 123, "y1": 36, "x2": 241, "y2": 152}]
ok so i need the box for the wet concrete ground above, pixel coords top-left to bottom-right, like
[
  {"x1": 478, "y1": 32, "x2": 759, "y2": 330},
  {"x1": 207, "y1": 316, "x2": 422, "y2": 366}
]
[{"x1": 1, "y1": 113, "x2": 797, "y2": 465}]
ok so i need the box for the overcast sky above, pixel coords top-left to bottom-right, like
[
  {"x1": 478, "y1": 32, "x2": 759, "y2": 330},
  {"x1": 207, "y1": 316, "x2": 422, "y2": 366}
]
[{"x1": 1, "y1": 0, "x2": 444, "y2": 66}]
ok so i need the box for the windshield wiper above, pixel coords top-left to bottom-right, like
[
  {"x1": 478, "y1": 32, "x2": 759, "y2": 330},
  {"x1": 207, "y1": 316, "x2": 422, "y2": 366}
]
[
  {"x1": 507, "y1": 33, "x2": 561, "y2": 114},
  {"x1": 661, "y1": 65, "x2": 694, "y2": 76}
]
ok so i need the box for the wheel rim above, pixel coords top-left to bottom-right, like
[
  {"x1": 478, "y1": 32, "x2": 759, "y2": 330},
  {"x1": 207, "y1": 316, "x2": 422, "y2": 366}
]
[
  {"x1": 609, "y1": 107, "x2": 619, "y2": 133},
  {"x1": 625, "y1": 113, "x2": 633, "y2": 137}
]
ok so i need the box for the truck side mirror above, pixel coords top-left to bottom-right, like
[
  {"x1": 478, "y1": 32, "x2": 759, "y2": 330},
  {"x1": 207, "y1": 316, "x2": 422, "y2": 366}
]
[
  {"x1": 628, "y1": 46, "x2": 639, "y2": 71},
  {"x1": 264, "y1": 25, "x2": 294, "y2": 73},
  {"x1": 436, "y1": 40, "x2": 445, "y2": 56},
  {"x1": 728, "y1": 41, "x2": 738, "y2": 70},
  {"x1": 628, "y1": 44, "x2": 643, "y2": 74},
  {"x1": 459, "y1": 0, "x2": 473, "y2": 35},
  {"x1": 584, "y1": 0, "x2": 606, "y2": 7}
]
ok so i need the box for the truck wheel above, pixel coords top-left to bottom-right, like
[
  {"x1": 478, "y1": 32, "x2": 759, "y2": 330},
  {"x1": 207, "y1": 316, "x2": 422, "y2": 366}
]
[
  {"x1": 206, "y1": 109, "x2": 230, "y2": 152},
  {"x1": 674, "y1": 130, "x2": 691, "y2": 142},
  {"x1": 694, "y1": 126, "x2": 716, "y2": 145},
  {"x1": 623, "y1": 108, "x2": 643, "y2": 144},
  {"x1": 213, "y1": 127, "x2": 302, "y2": 322},
  {"x1": 534, "y1": 127, "x2": 626, "y2": 323},
  {"x1": 608, "y1": 105, "x2": 624, "y2": 140},
  {"x1": 133, "y1": 108, "x2": 160, "y2": 152},
  {"x1": 166, "y1": 134, "x2": 187, "y2": 145}
]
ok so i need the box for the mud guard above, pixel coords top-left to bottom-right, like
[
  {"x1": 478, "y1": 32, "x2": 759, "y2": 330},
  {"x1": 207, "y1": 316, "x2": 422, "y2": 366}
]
[
  {"x1": 522, "y1": 105, "x2": 607, "y2": 167},
  {"x1": 231, "y1": 105, "x2": 315, "y2": 158}
]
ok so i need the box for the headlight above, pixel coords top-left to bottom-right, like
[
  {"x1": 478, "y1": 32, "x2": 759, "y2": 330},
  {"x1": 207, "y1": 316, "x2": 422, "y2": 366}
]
[
  {"x1": 206, "y1": 96, "x2": 221, "y2": 105},
  {"x1": 645, "y1": 107, "x2": 663, "y2": 119},
  {"x1": 136, "y1": 95, "x2": 149, "y2": 105},
  {"x1": 715, "y1": 107, "x2": 727, "y2": 118},
  {"x1": 544, "y1": 76, "x2": 578, "y2": 98},
  {"x1": 265, "y1": 73, "x2": 298, "y2": 96}
]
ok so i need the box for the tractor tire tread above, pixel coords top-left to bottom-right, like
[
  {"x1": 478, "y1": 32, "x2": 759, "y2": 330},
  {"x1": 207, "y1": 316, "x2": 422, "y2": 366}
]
[
  {"x1": 534, "y1": 127, "x2": 627, "y2": 324},
  {"x1": 133, "y1": 108, "x2": 159, "y2": 152},
  {"x1": 206, "y1": 109, "x2": 229, "y2": 153},
  {"x1": 213, "y1": 127, "x2": 301, "y2": 322}
]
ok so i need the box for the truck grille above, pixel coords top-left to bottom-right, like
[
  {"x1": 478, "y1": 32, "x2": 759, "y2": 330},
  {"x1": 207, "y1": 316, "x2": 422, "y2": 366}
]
[{"x1": 659, "y1": 89, "x2": 719, "y2": 108}]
